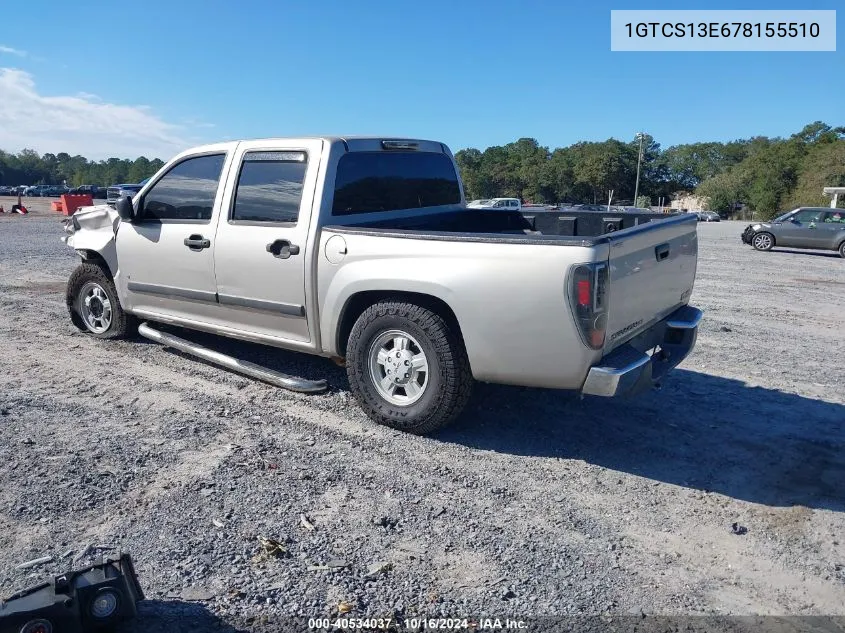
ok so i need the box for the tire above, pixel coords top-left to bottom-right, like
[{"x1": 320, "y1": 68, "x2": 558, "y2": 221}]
[
  {"x1": 752, "y1": 232, "x2": 775, "y2": 252},
  {"x1": 346, "y1": 301, "x2": 473, "y2": 435},
  {"x1": 66, "y1": 262, "x2": 136, "y2": 339},
  {"x1": 839, "y1": 241, "x2": 845, "y2": 259}
]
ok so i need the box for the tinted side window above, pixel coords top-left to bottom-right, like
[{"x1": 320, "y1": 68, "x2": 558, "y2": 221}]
[
  {"x1": 232, "y1": 152, "x2": 308, "y2": 223},
  {"x1": 332, "y1": 152, "x2": 461, "y2": 215},
  {"x1": 142, "y1": 154, "x2": 225, "y2": 221},
  {"x1": 793, "y1": 209, "x2": 823, "y2": 223}
]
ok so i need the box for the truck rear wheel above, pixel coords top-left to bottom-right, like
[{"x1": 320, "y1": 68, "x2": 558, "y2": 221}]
[
  {"x1": 66, "y1": 262, "x2": 136, "y2": 339},
  {"x1": 346, "y1": 301, "x2": 472, "y2": 435}
]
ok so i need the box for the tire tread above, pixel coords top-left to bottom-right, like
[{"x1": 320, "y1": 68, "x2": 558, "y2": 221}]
[
  {"x1": 66, "y1": 262, "x2": 136, "y2": 339},
  {"x1": 346, "y1": 301, "x2": 472, "y2": 435}
]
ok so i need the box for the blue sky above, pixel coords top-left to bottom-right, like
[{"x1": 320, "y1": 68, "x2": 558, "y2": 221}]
[{"x1": 0, "y1": 0, "x2": 841, "y2": 159}]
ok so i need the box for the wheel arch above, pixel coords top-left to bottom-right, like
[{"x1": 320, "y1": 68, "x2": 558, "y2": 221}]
[
  {"x1": 335, "y1": 290, "x2": 466, "y2": 359},
  {"x1": 76, "y1": 249, "x2": 115, "y2": 278},
  {"x1": 754, "y1": 230, "x2": 776, "y2": 246}
]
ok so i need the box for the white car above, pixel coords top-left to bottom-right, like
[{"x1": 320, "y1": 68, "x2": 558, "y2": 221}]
[{"x1": 467, "y1": 197, "x2": 522, "y2": 211}]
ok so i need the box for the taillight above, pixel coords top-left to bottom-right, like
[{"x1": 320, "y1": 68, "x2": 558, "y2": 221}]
[
  {"x1": 568, "y1": 263, "x2": 609, "y2": 350},
  {"x1": 577, "y1": 280, "x2": 591, "y2": 306}
]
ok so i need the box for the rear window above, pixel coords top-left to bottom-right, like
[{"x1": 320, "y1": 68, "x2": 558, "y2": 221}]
[{"x1": 332, "y1": 151, "x2": 461, "y2": 215}]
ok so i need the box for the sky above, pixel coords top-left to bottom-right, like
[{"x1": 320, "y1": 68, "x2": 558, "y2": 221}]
[{"x1": 0, "y1": 0, "x2": 841, "y2": 160}]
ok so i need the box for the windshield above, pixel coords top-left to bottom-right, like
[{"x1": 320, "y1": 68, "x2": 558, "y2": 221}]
[{"x1": 772, "y1": 209, "x2": 797, "y2": 222}]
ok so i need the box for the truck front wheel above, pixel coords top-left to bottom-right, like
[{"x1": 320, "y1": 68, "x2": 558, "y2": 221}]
[
  {"x1": 66, "y1": 262, "x2": 136, "y2": 339},
  {"x1": 346, "y1": 301, "x2": 472, "y2": 435}
]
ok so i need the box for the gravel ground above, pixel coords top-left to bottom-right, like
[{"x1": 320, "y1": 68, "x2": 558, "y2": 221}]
[{"x1": 0, "y1": 207, "x2": 843, "y2": 631}]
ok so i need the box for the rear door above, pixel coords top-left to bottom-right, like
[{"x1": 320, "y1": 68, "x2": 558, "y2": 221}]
[
  {"x1": 116, "y1": 147, "x2": 235, "y2": 321},
  {"x1": 603, "y1": 215, "x2": 699, "y2": 352},
  {"x1": 818, "y1": 211, "x2": 845, "y2": 249},
  {"x1": 211, "y1": 139, "x2": 323, "y2": 343}
]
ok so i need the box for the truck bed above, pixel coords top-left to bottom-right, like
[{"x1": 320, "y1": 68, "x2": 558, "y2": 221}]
[
  {"x1": 328, "y1": 208, "x2": 687, "y2": 244},
  {"x1": 325, "y1": 207, "x2": 699, "y2": 355}
]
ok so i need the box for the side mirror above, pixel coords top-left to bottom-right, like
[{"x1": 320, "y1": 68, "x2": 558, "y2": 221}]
[{"x1": 116, "y1": 196, "x2": 136, "y2": 222}]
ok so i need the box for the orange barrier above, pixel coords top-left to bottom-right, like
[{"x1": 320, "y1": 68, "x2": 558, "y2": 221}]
[
  {"x1": 51, "y1": 201, "x2": 63, "y2": 212},
  {"x1": 59, "y1": 193, "x2": 93, "y2": 216}
]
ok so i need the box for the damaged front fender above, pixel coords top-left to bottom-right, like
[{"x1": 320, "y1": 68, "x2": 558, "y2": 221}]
[{"x1": 61, "y1": 204, "x2": 120, "y2": 274}]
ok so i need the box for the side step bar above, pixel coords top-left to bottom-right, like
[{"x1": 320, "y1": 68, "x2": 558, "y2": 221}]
[{"x1": 138, "y1": 322, "x2": 328, "y2": 394}]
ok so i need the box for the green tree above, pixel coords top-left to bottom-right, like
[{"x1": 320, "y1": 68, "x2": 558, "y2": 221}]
[
  {"x1": 784, "y1": 139, "x2": 845, "y2": 209},
  {"x1": 635, "y1": 196, "x2": 651, "y2": 209}
]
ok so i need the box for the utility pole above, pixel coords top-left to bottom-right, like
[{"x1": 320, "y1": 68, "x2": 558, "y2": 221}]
[{"x1": 633, "y1": 132, "x2": 644, "y2": 207}]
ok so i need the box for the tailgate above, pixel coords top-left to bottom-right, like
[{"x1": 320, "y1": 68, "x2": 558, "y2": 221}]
[{"x1": 604, "y1": 214, "x2": 698, "y2": 352}]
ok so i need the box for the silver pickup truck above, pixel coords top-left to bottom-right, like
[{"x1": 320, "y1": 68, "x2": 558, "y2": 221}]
[{"x1": 62, "y1": 137, "x2": 701, "y2": 435}]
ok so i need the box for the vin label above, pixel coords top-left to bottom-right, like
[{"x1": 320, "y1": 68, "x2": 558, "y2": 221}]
[{"x1": 610, "y1": 10, "x2": 836, "y2": 51}]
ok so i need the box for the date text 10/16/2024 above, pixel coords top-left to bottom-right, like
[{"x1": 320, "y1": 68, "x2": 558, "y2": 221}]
[{"x1": 308, "y1": 617, "x2": 529, "y2": 630}]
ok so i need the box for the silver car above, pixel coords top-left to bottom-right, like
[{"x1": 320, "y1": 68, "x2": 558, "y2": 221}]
[
  {"x1": 696, "y1": 211, "x2": 721, "y2": 222},
  {"x1": 741, "y1": 207, "x2": 845, "y2": 257}
]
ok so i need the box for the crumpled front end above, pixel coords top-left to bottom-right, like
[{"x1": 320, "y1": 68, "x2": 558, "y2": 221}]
[
  {"x1": 61, "y1": 204, "x2": 119, "y2": 248},
  {"x1": 741, "y1": 222, "x2": 772, "y2": 245},
  {"x1": 61, "y1": 204, "x2": 121, "y2": 276},
  {"x1": 741, "y1": 224, "x2": 757, "y2": 244}
]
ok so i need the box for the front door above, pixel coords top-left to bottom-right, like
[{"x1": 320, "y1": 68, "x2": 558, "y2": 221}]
[
  {"x1": 776, "y1": 208, "x2": 826, "y2": 248},
  {"x1": 116, "y1": 148, "x2": 234, "y2": 322},
  {"x1": 211, "y1": 139, "x2": 324, "y2": 343}
]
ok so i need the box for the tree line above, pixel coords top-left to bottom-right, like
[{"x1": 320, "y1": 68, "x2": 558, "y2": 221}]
[
  {"x1": 0, "y1": 150, "x2": 165, "y2": 189},
  {"x1": 455, "y1": 121, "x2": 844, "y2": 218},
  {"x1": 2, "y1": 120, "x2": 842, "y2": 218}
]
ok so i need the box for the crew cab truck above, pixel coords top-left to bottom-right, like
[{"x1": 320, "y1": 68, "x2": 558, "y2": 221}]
[{"x1": 63, "y1": 137, "x2": 702, "y2": 435}]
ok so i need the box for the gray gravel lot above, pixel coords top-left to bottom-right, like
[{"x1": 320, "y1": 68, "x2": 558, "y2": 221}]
[{"x1": 0, "y1": 207, "x2": 843, "y2": 630}]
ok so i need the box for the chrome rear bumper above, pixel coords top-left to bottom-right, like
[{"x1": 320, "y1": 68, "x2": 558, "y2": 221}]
[{"x1": 580, "y1": 305, "x2": 702, "y2": 398}]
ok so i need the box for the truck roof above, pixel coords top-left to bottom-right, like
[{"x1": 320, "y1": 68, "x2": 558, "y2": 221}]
[{"x1": 176, "y1": 137, "x2": 450, "y2": 157}]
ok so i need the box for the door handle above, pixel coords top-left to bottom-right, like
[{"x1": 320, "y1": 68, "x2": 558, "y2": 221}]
[
  {"x1": 184, "y1": 234, "x2": 211, "y2": 251},
  {"x1": 266, "y1": 239, "x2": 300, "y2": 259},
  {"x1": 655, "y1": 243, "x2": 670, "y2": 261}
]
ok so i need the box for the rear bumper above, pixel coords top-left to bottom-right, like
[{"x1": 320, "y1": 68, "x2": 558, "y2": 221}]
[{"x1": 581, "y1": 305, "x2": 702, "y2": 398}]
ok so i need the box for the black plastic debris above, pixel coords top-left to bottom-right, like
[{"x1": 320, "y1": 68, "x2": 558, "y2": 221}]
[{"x1": 731, "y1": 522, "x2": 748, "y2": 535}]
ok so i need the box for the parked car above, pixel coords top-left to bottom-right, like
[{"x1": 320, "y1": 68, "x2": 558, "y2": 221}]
[
  {"x1": 62, "y1": 136, "x2": 701, "y2": 434},
  {"x1": 106, "y1": 183, "x2": 145, "y2": 207},
  {"x1": 45, "y1": 185, "x2": 70, "y2": 197},
  {"x1": 70, "y1": 185, "x2": 107, "y2": 199},
  {"x1": 466, "y1": 197, "x2": 522, "y2": 211},
  {"x1": 696, "y1": 211, "x2": 721, "y2": 222},
  {"x1": 741, "y1": 207, "x2": 845, "y2": 258},
  {"x1": 0, "y1": 186, "x2": 14, "y2": 195},
  {"x1": 23, "y1": 185, "x2": 51, "y2": 197}
]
